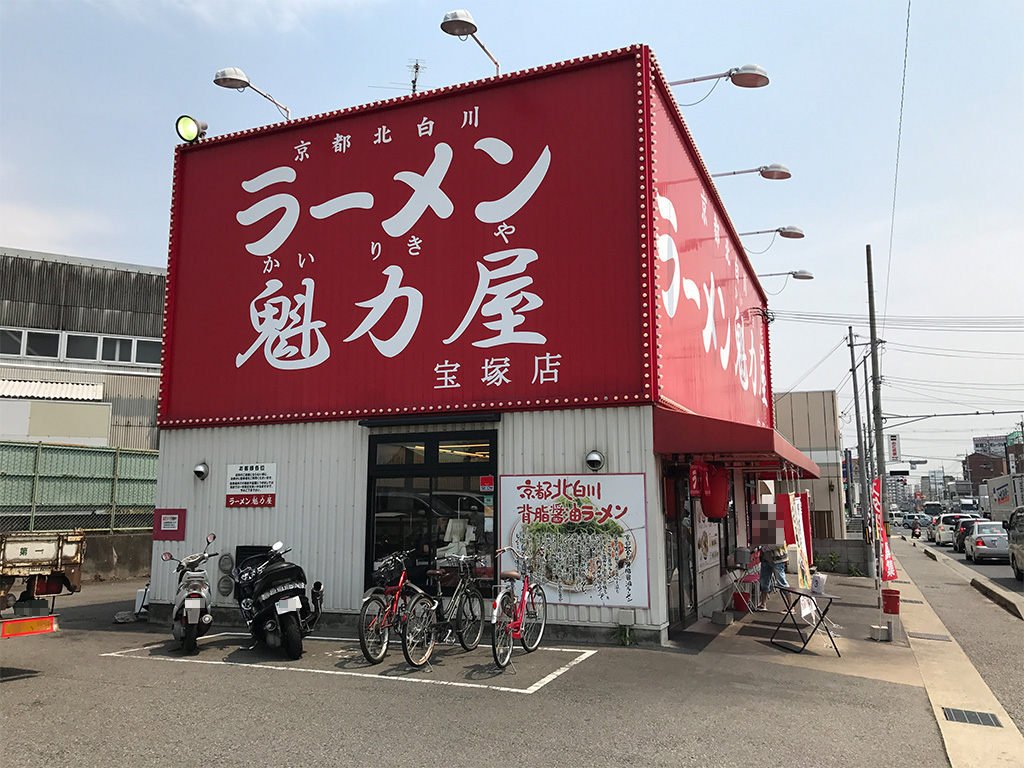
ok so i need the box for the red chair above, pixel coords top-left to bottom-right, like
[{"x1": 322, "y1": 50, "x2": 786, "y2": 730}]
[{"x1": 730, "y1": 548, "x2": 761, "y2": 612}]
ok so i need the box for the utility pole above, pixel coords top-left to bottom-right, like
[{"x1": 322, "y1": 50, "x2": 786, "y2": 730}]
[
  {"x1": 867, "y1": 245, "x2": 886, "y2": 530},
  {"x1": 849, "y1": 326, "x2": 877, "y2": 582}
]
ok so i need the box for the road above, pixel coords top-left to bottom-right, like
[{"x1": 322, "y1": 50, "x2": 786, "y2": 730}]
[{"x1": 1, "y1": 576, "x2": 957, "y2": 768}]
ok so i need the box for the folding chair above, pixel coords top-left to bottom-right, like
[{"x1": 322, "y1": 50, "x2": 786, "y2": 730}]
[{"x1": 729, "y1": 547, "x2": 761, "y2": 612}]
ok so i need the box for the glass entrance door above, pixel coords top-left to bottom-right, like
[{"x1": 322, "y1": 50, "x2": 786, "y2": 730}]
[
  {"x1": 664, "y1": 469, "x2": 697, "y2": 636},
  {"x1": 366, "y1": 432, "x2": 497, "y2": 588}
]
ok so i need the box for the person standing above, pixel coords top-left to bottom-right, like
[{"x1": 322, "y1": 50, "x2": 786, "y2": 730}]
[{"x1": 757, "y1": 543, "x2": 789, "y2": 611}]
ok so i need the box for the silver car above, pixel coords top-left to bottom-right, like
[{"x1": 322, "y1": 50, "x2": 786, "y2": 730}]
[{"x1": 965, "y1": 521, "x2": 1009, "y2": 563}]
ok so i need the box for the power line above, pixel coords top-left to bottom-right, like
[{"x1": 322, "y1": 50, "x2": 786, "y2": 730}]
[{"x1": 772, "y1": 310, "x2": 1024, "y2": 331}]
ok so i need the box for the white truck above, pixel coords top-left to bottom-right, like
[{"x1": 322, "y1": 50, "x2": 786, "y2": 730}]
[
  {"x1": 987, "y1": 474, "x2": 1024, "y2": 523},
  {"x1": 0, "y1": 530, "x2": 85, "y2": 639}
]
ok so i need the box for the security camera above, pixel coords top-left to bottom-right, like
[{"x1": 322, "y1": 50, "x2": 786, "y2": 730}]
[
  {"x1": 193, "y1": 462, "x2": 209, "y2": 480},
  {"x1": 585, "y1": 450, "x2": 605, "y2": 472}
]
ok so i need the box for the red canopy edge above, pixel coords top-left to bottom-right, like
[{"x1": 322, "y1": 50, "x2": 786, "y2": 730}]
[{"x1": 652, "y1": 399, "x2": 820, "y2": 479}]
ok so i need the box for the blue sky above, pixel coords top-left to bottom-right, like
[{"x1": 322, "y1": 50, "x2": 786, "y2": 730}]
[{"x1": 2, "y1": 0, "x2": 1022, "y2": 475}]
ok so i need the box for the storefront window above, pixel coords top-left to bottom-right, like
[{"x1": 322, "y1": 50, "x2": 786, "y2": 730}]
[
  {"x1": 438, "y1": 439, "x2": 491, "y2": 463},
  {"x1": 375, "y1": 441, "x2": 426, "y2": 465}
]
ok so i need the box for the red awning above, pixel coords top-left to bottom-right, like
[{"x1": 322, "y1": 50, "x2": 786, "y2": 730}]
[{"x1": 653, "y1": 403, "x2": 820, "y2": 479}]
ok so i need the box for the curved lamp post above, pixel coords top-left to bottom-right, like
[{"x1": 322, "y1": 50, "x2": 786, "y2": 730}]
[
  {"x1": 214, "y1": 67, "x2": 291, "y2": 120},
  {"x1": 668, "y1": 64, "x2": 769, "y2": 89},
  {"x1": 441, "y1": 10, "x2": 500, "y2": 76},
  {"x1": 757, "y1": 270, "x2": 814, "y2": 280},
  {"x1": 740, "y1": 226, "x2": 805, "y2": 239}
]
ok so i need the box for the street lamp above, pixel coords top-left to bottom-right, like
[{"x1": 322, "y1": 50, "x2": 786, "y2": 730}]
[
  {"x1": 441, "y1": 10, "x2": 500, "y2": 76},
  {"x1": 668, "y1": 64, "x2": 769, "y2": 89},
  {"x1": 739, "y1": 226, "x2": 804, "y2": 239},
  {"x1": 757, "y1": 270, "x2": 814, "y2": 280},
  {"x1": 712, "y1": 163, "x2": 791, "y2": 180},
  {"x1": 213, "y1": 67, "x2": 291, "y2": 120}
]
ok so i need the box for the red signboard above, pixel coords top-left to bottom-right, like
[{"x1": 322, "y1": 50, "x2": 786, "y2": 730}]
[
  {"x1": 162, "y1": 46, "x2": 770, "y2": 429},
  {"x1": 162, "y1": 50, "x2": 652, "y2": 427},
  {"x1": 649, "y1": 81, "x2": 771, "y2": 427},
  {"x1": 153, "y1": 509, "x2": 186, "y2": 541}
]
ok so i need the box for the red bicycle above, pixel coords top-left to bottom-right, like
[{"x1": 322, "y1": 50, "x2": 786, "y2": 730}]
[
  {"x1": 358, "y1": 550, "x2": 431, "y2": 664},
  {"x1": 491, "y1": 545, "x2": 547, "y2": 668}
]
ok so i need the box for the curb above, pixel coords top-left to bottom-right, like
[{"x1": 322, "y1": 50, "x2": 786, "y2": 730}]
[{"x1": 922, "y1": 544, "x2": 1024, "y2": 621}]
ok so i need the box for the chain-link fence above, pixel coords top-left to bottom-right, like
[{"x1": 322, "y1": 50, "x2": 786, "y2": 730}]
[{"x1": 0, "y1": 441, "x2": 157, "y2": 532}]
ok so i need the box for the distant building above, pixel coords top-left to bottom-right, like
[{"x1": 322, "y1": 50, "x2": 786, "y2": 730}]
[
  {"x1": 773, "y1": 391, "x2": 845, "y2": 538},
  {"x1": 962, "y1": 451, "x2": 1007, "y2": 498},
  {"x1": 0, "y1": 247, "x2": 165, "y2": 450}
]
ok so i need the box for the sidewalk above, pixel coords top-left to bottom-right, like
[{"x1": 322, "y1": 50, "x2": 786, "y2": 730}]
[{"x1": 676, "y1": 545, "x2": 1024, "y2": 768}]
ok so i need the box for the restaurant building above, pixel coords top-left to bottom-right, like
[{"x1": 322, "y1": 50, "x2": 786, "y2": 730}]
[{"x1": 148, "y1": 45, "x2": 818, "y2": 641}]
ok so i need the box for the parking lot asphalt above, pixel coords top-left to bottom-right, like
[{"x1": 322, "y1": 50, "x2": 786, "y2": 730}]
[{"x1": 2, "y1": 558, "x2": 1021, "y2": 768}]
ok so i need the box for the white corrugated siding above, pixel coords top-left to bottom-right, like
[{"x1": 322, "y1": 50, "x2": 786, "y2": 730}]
[
  {"x1": 152, "y1": 406, "x2": 667, "y2": 631},
  {"x1": 0, "y1": 379, "x2": 103, "y2": 400},
  {"x1": 500, "y1": 407, "x2": 664, "y2": 631}
]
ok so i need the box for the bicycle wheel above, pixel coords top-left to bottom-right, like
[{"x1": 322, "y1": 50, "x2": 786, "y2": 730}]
[
  {"x1": 358, "y1": 595, "x2": 390, "y2": 664},
  {"x1": 455, "y1": 586, "x2": 485, "y2": 651},
  {"x1": 401, "y1": 594, "x2": 437, "y2": 668},
  {"x1": 519, "y1": 583, "x2": 547, "y2": 652},
  {"x1": 491, "y1": 591, "x2": 515, "y2": 668}
]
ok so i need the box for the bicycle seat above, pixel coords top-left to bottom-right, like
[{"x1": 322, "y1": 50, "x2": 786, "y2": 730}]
[
  {"x1": 500, "y1": 570, "x2": 521, "y2": 581},
  {"x1": 426, "y1": 569, "x2": 444, "y2": 579}
]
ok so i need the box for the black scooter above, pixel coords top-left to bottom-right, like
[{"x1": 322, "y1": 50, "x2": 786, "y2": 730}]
[
  {"x1": 911, "y1": 523, "x2": 922, "y2": 539},
  {"x1": 231, "y1": 541, "x2": 323, "y2": 660}
]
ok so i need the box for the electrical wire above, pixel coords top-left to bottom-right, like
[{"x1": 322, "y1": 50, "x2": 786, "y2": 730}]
[
  {"x1": 881, "y1": 0, "x2": 913, "y2": 338},
  {"x1": 676, "y1": 78, "x2": 722, "y2": 107},
  {"x1": 771, "y1": 310, "x2": 1024, "y2": 330}
]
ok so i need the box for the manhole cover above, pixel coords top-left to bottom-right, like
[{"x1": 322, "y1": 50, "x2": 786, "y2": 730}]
[
  {"x1": 901, "y1": 599, "x2": 923, "y2": 604},
  {"x1": 942, "y1": 708, "x2": 1002, "y2": 727}
]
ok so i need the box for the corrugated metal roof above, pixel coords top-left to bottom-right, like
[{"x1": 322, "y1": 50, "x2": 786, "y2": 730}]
[{"x1": 0, "y1": 379, "x2": 104, "y2": 401}]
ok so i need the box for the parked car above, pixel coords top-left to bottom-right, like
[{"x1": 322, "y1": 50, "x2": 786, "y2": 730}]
[
  {"x1": 953, "y1": 517, "x2": 988, "y2": 553},
  {"x1": 1004, "y1": 506, "x2": 1024, "y2": 581},
  {"x1": 935, "y1": 513, "x2": 979, "y2": 546},
  {"x1": 965, "y1": 520, "x2": 1009, "y2": 563}
]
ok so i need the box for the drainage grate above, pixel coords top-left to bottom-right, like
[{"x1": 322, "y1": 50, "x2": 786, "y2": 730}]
[
  {"x1": 901, "y1": 599, "x2": 924, "y2": 604},
  {"x1": 908, "y1": 632, "x2": 951, "y2": 641},
  {"x1": 942, "y1": 708, "x2": 1002, "y2": 728}
]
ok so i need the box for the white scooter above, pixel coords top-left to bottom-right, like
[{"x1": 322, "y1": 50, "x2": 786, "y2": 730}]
[{"x1": 162, "y1": 533, "x2": 218, "y2": 654}]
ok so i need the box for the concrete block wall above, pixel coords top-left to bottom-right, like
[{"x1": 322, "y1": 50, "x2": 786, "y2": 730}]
[{"x1": 811, "y1": 538, "x2": 868, "y2": 575}]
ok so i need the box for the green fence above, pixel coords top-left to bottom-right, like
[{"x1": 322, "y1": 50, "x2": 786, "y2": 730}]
[{"x1": 0, "y1": 441, "x2": 157, "y2": 532}]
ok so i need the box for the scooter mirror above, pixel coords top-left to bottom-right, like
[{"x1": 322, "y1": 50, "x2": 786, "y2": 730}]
[
  {"x1": 272, "y1": 541, "x2": 284, "y2": 552},
  {"x1": 161, "y1": 552, "x2": 173, "y2": 561},
  {"x1": 207, "y1": 533, "x2": 217, "y2": 544}
]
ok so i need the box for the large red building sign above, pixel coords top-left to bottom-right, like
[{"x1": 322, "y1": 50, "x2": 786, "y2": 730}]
[{"x1": 160, "y1": 46, "x2": 770, "y2": 429}]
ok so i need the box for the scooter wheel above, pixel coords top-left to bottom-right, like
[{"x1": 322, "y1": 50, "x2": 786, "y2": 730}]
[{"x1": 183, "y1": 622, "x2": 199, "y2": 654}]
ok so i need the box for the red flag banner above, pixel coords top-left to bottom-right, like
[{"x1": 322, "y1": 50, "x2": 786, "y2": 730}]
[{"x1": 872, "y1": 478, "x2": 898, "y2": 581}]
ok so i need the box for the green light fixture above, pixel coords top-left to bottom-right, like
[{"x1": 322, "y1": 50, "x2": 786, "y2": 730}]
[{"x1": 175, "y1": 115, "x2": 208, "y2": 143}]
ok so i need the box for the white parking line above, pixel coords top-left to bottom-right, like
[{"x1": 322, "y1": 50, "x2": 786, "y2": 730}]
[{"x1": 102, "y1": 634, "x2": 597, "y2": 694}]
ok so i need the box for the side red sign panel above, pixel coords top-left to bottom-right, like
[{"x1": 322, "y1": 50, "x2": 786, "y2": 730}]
[
  {"x1": 649, "y1": 86, "x2": 771, "y2": 427},
  {"x1": 162, "y1": 51, "x2": 650, "y2": 426}
]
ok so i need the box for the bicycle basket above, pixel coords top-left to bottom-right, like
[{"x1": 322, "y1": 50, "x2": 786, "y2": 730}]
[{"x1": 373, "y1": 560, "x2": 401, "y2": 588}]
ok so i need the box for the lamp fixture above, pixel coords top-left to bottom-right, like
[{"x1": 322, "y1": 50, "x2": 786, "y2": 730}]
[
  {"x1": 757, "y1": 270, "x2": 814, "y2": 280},
  {"x1": 668, "y1": 64, "x2": 769, "y2": 89},
  {"x1": 739, "y1": 226, "x2": 805, "y2": 239},
  {"x1": 175, "y1": 115, "x2": 207, "y2": 143},
  {"x1": 712, "y1": 163, "x2": 791, "y2": 181},
  {"x1": 214, "y1": 67, "x2": 291, "y2": 120},
  {"x1": 441, "y1": 10, "x2": 500, "y2": 76}
]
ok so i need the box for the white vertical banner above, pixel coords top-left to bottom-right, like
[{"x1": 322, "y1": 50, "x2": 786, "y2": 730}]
[{"x1": 888, "y1": 434, "x2": 901, "y2": 462}]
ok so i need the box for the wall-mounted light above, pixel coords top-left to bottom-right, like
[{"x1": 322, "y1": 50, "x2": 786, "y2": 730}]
[
  {"x1": 712, "y1": 163, "x2": 791, "y2": 181},
  {"x1": 441, "y1": 9, "x2": 500, "y2": 76},
  {"x1": 193, "y1": 462, "x2": 209, "y2": 480},
  {"x1": 175, "y1": 115, "x2": 207, "y2": 143},
  {"x1": 214, "y1": 67, "x2": 291, "y2": 120},
  {"x1": 668, "y1": 64, "x2": 769, "y2": 89}
]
